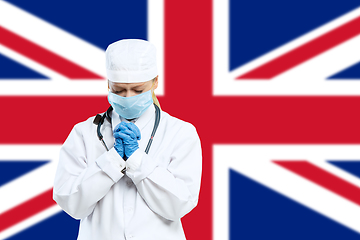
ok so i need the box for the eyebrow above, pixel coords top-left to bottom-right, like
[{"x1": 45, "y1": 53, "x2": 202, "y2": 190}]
[
  {"x1": 111, "y1": 83, "x2": 146, "y2": 90},
  {"x1": 133, "y1": 85, "x2": 145, "y2": 89},
  {"x1": 134, "y1": 82, "x2": 146, "y2": 87}
]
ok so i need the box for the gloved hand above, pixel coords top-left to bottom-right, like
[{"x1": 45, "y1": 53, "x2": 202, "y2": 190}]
[
  {"x1": 114, "y1": 122, "x2": 141, "y2": 159},
  {"x1": 113, "y1": 136, "x2": 125, "y2": 158}
]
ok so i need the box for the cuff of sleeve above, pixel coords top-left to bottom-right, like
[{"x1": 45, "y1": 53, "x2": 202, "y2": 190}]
[
  {"x1": 126, "y1": 150, "x2": 158, "y2": 185},
  {"x1": 96, "y1": 147, "x2": 126, "y2": 182},
  {"x1": 125, "y1": 149, "x2": 143, "y2": 172}
]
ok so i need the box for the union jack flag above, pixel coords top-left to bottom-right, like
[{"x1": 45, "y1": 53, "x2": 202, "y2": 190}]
[{"x1": 1, "y1": 0, "x2": 360, "y2": 239}]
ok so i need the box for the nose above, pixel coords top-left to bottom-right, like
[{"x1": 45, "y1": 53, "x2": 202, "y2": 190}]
[{"x1": 125, "y1": 91, "x2": 135, "y2": 98}]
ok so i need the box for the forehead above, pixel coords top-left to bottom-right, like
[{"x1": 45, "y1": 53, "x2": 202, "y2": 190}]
[{"x1": 108, "y1": 80, "x2": 151, "y2": 88}]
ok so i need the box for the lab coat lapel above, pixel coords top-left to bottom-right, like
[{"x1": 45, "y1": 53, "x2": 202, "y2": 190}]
[
  {"x1": 133, "y1": 104, "x2": 155, "y2": 131},
  {"x1": 111, "y1": 110, "x2": 121, "y2": 132}
]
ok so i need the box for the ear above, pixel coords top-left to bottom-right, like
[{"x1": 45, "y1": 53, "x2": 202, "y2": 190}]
[
  {"x1": 107, "y1": 80, "x2": 110, "y2": 90},
  {"x1": 153, "y1": 76, "x2": 159, "y2": 90}
]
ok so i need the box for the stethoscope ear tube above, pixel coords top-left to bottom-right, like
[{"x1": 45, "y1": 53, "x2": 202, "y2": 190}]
[
  {"x1": 105, "y1": 106, "x2": 113, "y2": 123},
  {"x1": 96, "y1": 114, "x2": 110, "y2": 151},
  {"x1": 94, "y1": 114, "x2": 104, "y2": 140},
  {"x1": 94, "y1": 108, "x2": 111, "y2": 151}
]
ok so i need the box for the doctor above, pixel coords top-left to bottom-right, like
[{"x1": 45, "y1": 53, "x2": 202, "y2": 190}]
[{"x1": 53, "y1": 39, "x2": 202, "y2": 240}]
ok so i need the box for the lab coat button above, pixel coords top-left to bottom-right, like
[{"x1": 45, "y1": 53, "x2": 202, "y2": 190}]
[
  {"x1": 126, "y1": 179, "x2": 133, "y2": 186},
  {"x1": 125, "y1": 206, "x2": 134, "y2": 213}
]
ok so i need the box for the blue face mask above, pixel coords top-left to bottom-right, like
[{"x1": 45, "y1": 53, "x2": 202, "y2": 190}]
[{"x1": 108, "y1": 90, "x2": 153, "y2": 119}]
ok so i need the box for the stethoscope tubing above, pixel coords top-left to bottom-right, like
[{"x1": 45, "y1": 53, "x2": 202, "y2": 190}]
[{"x1": 94, "y1": 104, "x2": 161, "y2": 155}]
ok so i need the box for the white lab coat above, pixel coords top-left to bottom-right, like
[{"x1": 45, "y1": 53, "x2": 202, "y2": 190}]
[{"x1": 53, "y1": 104, "x2": 202, "y2": 240}]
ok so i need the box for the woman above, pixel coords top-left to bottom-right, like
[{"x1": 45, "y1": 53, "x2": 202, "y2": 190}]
[{"x1": 53, "y1": 39, "x2": 202, "y2": 240}]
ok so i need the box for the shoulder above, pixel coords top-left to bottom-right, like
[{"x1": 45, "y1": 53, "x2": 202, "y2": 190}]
[
  {"x1": 73, "y1": 115, "x2": 96, "y2": 131},
  {"x1": 160, "y1": 111, "x2": 198, "y2": 136},
  {"x1": 159, "y1": 111, "x2": 201, "y2": 152},
  {"x1": 69, "y1": 114, "x2": 103, "y2": 139}
]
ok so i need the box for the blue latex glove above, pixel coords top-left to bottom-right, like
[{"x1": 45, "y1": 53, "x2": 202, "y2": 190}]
[
  {"x1": 114, "y1": 122, "x2": 141, "y2": 159},
  {"x1": 113, "y1": 137, "x2": 124, "y2": 158}
]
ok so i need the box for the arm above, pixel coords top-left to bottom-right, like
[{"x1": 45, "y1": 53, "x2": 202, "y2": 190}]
[
  {"x1": 125, "y1": 124, "x2": 202, "y2": 221},
  {"x1": 53, "y1": 123, "x2": 126, "y2": 219}
]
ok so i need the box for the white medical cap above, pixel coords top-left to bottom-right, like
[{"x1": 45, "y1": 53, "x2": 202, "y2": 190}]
[{"x1": 105, "y1": 39, "x2": 158, "y2": 83}]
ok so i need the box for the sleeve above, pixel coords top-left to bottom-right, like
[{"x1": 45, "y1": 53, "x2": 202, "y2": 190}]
[
  {"x1": 125, "y1": 123, "x2": 202, "y2": 221},
  {"x1": 53, "y1": 123, "x2": 126, "y2": 220}
]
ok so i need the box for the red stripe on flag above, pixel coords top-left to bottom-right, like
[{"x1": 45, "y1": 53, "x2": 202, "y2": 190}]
[
  {"x1": 237, "y1": 16, "x2": 360, "y2": 79},
  {"x1": 0, "y1": 96, "x2": 109, "y2": 144},
  {"x1": 164, "y1": 1, "x2": 213, "y2": 239},
  {"x1": 0, "y1": 26, "x2": 104, "y2": 80},
  {"x1": 273, "y1": 161, "x2": 360, "y2": 206},
  {"x1": 3, "y1": 96, "x2": 360, "y2": 144},
  {"x1": 0, "y1": 188, "x2": 56, "y2": 233}
]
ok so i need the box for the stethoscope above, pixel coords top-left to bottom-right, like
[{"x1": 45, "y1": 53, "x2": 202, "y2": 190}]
[{"x1": 93, "y1": 103, "x2": 161, "y2": 156}]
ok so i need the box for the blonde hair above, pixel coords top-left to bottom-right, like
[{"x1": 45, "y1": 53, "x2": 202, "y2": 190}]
[{"x1": 152, "y1": 78, "x2": 161, "y2": 110}]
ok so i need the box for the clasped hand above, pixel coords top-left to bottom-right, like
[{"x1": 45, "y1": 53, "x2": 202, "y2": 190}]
[{"x1": 114, "y1": 122, "x2": 141, "y2": 160}]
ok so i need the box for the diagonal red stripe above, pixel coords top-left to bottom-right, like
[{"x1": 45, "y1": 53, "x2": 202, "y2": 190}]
[
  {"x1": 0, "y1": 188, "x2": 56, "y2": 233},
  {"x1": 0, "y1": 26, "x2": 104, "y2": 80},
  {"x1": 273, "y1": 161, "x2": 360, "y2": 206},
  {"x1": 237, "y1": 16, "x2": 360, "y2": 79}
]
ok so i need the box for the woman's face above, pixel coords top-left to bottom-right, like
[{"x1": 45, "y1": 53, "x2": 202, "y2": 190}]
[{"x1": 108, "y1": 77, "x2": 158, "y2": 97}]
